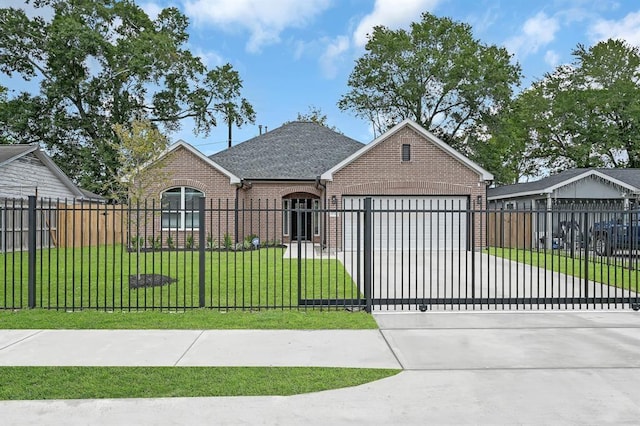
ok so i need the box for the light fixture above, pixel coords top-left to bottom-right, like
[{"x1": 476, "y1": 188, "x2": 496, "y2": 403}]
[{"x1": 331, "y1": 195, "x2": 337, "y2": 205}]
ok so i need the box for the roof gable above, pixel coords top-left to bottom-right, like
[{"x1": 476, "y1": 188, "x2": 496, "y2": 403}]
[
  {"x1": 488, "y1": 168, "x2": 640, "y2": 200},
  {"x1": 210, "y1": 121, "x2": 364, "y2": 180},
  {"x1": 0, "y1": 144, "x2": 38, "y2": 166},
  {"x1": 0, "y1": 144, "x2": 91, "y2": 200},
  {"x1": 321, "y1": 119, "x2": 493, "y2": 181},
  {"x1": 159, "y1": 140, "x2": 241, "y2": 184}
]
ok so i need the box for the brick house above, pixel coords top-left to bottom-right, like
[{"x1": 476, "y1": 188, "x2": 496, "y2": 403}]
[{"x1": 137, "y1": 119, "x2": 493, "y2": 250}]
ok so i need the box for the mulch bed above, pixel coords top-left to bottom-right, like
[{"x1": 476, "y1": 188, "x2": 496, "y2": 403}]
[{"x1": 129, "y1": 274, "x2": 176, "y2": 289}]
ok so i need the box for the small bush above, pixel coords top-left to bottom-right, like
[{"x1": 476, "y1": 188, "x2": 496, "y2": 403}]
[
  {"x1": 166, "y1": 236, "x2": 175, "y2": 249},
  {"x1": 206, "y1": 235, "x2": 218, "y2": 249},
  {"x1": 223, "y1": 233, "x2": 233, "y2": 249}
]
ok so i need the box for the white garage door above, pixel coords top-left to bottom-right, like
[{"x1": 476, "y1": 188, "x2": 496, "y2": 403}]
[{"x1": 343, "y1": 196, "x2": 468, "y2": 250}]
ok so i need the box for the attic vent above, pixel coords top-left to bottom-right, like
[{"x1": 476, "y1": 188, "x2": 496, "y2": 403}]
[{"x1": 402, "y1": 144, "x2": 411, "y2": 162}]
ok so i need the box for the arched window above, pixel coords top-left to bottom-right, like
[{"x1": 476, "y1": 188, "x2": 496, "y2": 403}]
[{"x1": 161, "y1": 187, "x2": 203, "y2": 230}]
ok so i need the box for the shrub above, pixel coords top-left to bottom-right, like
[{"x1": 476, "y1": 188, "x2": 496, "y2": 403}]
[
  {"x1": 223, "y1": 233, "x2": 233, "y2": 249},
  {"x1": 166, "y1": 236, "x2": 175, "y2": 249}
]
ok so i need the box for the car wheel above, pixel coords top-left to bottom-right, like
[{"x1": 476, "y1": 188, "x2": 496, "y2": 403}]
[{"x1": 594, "y1": 234, "x2": 611, "y2": 256}]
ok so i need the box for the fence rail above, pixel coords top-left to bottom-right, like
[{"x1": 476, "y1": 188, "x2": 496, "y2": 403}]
[{"x1": 1, "y1": 196, "x2": 639, "y2": 311}]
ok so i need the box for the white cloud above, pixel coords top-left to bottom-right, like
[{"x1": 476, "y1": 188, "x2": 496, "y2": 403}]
[
  {"x1": 183, "y1": 0, "x2": 332, "y2": 52},
  {"x1": 319, "y1": 35, "x2": 350, "y2": 78},
  {"x1": 353, "y1": 0, "x2": 441, "y2": 47},
  {"x1": 139, "y1": 2, "x2": 164, "y2": 20},
  {"x1": 591, "y1": 11, "x2": 640, "y2": 45},
  {"x1": 544, "y1": 50, "x2": 560, "y2": 67},
  {"x1": 318, "y1": 0, "x2": 439, "y2": 80},
  {"x1": 506, "y1": 12, "x2": 560, "y2": 59},
  {"x1": 191, "y1": 48, "x2": 224, "y2": 67}
]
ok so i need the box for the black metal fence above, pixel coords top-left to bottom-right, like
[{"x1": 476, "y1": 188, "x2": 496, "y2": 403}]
[{"x1": 1, "y1": 196, "x2": 639, "y2": 311}]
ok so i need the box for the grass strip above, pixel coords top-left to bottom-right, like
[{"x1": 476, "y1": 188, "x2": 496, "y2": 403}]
[
  {"x1": 0, "y1": 367, "x2": 400, "y2": 400},
  {"x1": 488, "y1": 247, "x2": 639, "y2": 291},
  {"x1": 0, "y1": 309, "x2": 377, "y2": 329}
]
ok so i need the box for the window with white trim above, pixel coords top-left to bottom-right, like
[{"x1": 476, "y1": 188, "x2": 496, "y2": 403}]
[
  {"x1": 161, "y1": 187, "x2": 203, "y2": 230},
  {"x1": 313, "y1": 199, "x2": 320, "y2": 236},
  {"x1": 282, "y1": 199, "x2": 290, "y2": 236}
]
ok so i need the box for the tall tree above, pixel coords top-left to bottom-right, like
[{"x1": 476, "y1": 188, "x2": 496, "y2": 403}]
[
  {"x1": 338, "y1": 12, "x2": 521, "y2": 145},
  {"x1": 290, "y1": 105, "x2": 340, "y2": 132},
  {"x1": 469, "y1": 95, "x2": 539, "y2": 185},
  {"x1": 209, "y1": 63, "x2": 256, "y2": 148},
  {"x1": 514, "y1": 39, "x2": 640, "y2": 171},
  {"x1": 0, "y1": 0, "x2": 254, "y2": 194}
]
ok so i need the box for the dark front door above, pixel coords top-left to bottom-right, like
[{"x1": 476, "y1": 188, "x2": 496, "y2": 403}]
[{"x1": 291, "y1": 199, "x2": 313, "y2": 241}]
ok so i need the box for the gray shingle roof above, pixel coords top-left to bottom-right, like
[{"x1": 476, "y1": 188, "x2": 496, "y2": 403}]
[
  {"x1": 210, "y1": 121, "x2": 364, "y2": 180},
  {"x1": 0, "y1": 144, "x2": 36, "y2": 165},
  {"x1": 488, "y1": 168, "x2": 640, "y2": 198}
]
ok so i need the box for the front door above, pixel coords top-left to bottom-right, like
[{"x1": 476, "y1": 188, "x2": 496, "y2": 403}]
[{"x1": 291, "y1": 199, "x2": 313, "y2": 241}]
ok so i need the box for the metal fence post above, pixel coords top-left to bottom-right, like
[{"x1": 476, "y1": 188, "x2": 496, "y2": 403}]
[
  {"x1": 199, "y1": 196, "x2": 206, "y2": 308},
  {"x1": 297, "y1": 208, "x2": 302, "y2": 306},
  {"x1": 28, "y1": 195, "x2": 36, "y2": 308},
  {"x1": 363, "y1": 197, "x2": 372, "y2": 313},
  {"x1": 583, "y1": 211, "x2": 589, "y2": 303},
  {"x1": 471, "y1": 208, "x2": 476, "y2": 300}
]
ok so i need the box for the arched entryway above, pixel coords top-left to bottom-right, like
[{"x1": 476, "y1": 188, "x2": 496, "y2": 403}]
[{"x1": 282, "y1": 192, "x2": 321, "y2": 242}]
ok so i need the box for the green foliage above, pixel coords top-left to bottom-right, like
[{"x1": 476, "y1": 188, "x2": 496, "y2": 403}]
[
  {"x1": 506, "y1": 39, "x2": 640, "y2": 172},
  {"x1": 0, "y1": 1, "x2": 254, "y2": 194},
  {"x1": 0, "y1": 367, "x2": 398, "y2": 399},
  {"x1": 223, "y1": 233, "x2": 233, "y2": 249},
  {"x1": 206, "y1": 234, "x2": 218, "y2": 249},
  {"x1": 290, "y1": 105, "x2": 340, "y2": 132},
  {"x1": 111, "y1": 119, "x2": 169, "y2": 202},
  {"x1": 166, "y1": 236, "x2": 175, "y2": 249},
  {"x1": 338, "y1": 12, "x2": 521, "y2": 144},
  {"x1": 185, "y1": 234, "x2": 195, "y2": 249},
  {"x1": 129, "y1": 235, "x2": 144, "y2": 250},
  {"x1": 210, "y1": 63, "x2": 256, "y2": 148},
  {"x1": 147, "y1": 236, "x2": 162, "y2": 251}
]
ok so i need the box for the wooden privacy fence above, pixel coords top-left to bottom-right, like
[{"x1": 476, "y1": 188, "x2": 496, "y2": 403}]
[
  {"x1": 56, "y1": 203, "x2": 127, "y2": 248},
  {"x1": 488, "y1": 211, "x2": 532, "y2": 249}
]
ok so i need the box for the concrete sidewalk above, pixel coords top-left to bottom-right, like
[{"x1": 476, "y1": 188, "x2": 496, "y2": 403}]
[
  {"x1": 0, "y1": 329, "x2": 399, "y2": 368},
  {"x1": 2, "y1": 311, "x2": 640, "y2": 425}
]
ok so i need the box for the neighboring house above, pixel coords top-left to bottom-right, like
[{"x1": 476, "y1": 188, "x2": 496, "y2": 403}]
[
  {"x1": 487, "y1": 168, "x2": 640, "y2": 249},
  {"x1": 0, "y1": 144, "x2": 104, "y2": 252},
  {"x1": 0, "y1": 144, "x2": 101, "y2": 202},
  {"x1": 488, "y1": 168, "x2": 640, "y2": 209},
  {"x1": 138, "y1": 119, "x2": 493, "y2": 250}
]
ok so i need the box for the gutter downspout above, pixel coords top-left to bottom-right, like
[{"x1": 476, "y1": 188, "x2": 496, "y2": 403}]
[
  {"x1": 235, "y1": 184, "x2": 240, "y2": 244},
  {"x1": 316, "y1": 176, "x2": 327, "y2": 248}
]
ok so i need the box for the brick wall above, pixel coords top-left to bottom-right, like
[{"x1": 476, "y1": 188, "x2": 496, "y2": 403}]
[
  {"x1": 135, "y1": 146, "x2": 236, "y2": 248},
  {"x1": 237, "y1": 182, "x2": 323, "y2": 244},
  {"x1": 325, "y1": 126, "x2": 488, "y2": 249}
]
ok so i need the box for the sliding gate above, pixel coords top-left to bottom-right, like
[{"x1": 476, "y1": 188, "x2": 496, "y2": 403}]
[{"x1": 342, "y1": 198, "x2": 640, "y2": 311}]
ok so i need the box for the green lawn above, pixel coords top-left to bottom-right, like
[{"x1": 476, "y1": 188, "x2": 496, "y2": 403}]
[
  {"x1": 489, "y1": 247, "x2": 639, "y2": 292},
  {"x1": 0, "y1": 367, "x2": 400, "y2": 400},
  {"x1": 0, "y1": 245, "x2": 361, "y2": 310},
  {"x1": 0, "y1": 309, "x2": 378, "y2": 329}
]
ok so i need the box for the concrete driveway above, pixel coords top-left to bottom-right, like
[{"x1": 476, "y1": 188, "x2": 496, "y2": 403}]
[{"x1": 339, "y1": 250, "x2": 638, "y2": 310}]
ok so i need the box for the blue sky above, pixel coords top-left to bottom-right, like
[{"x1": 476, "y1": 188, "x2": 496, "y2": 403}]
[{"x1": 3, "y1": 0, "x2": 640, "y2": 155}]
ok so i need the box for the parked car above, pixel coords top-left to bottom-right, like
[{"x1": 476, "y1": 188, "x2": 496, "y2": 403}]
[{"x1": 591, "y1": 211, "x2": 640, "y2": 256}]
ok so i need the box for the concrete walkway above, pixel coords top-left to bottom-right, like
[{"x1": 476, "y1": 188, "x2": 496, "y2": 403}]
[{"x1": 2, "y1": 311, "x2": 640, "y2": 425}]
